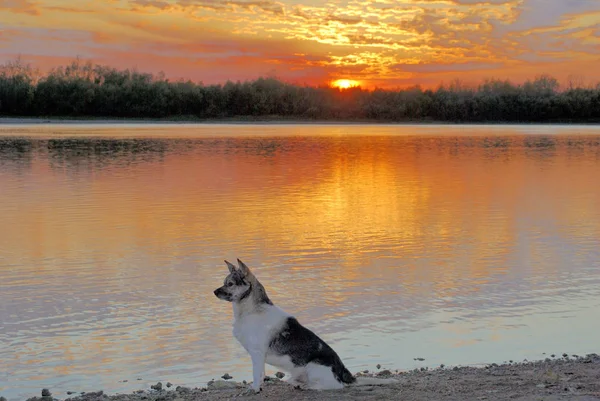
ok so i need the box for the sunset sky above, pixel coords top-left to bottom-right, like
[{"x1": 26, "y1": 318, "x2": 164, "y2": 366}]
[{"x1": 1, "y1": 0, "x2": 599, "y2": 88}]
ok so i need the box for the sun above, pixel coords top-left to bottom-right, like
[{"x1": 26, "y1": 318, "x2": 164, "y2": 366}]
[{"x1": 332, "y1": 79, "x2": 360, "y2": 89}]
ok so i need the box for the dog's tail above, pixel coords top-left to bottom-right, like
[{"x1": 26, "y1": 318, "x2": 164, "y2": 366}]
[{"x1": 350, "y1": 376, "x2": 398, "y2": 386}]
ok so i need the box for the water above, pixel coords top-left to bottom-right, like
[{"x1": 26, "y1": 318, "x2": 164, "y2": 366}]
[{"x1": 1, "y1": 124, "x2": 600, "y2": 400}]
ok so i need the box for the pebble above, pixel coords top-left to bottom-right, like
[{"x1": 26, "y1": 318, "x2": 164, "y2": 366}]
[
  {"x1": 20, "y1": 353, "x2": 596, "y2": 399},
  {"x1": 207, "y1": 380, "x2": 239, "y2": 389}
]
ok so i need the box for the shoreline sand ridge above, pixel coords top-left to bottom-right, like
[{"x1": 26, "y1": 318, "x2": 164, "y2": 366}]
[{"x1": 16, "y1": 353, "x2": 600, "y2": 401}]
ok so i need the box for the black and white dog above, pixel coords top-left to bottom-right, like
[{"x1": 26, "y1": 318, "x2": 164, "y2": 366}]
[{"x1": 214, "y1": 259, "x2": 396, "y2": 393}]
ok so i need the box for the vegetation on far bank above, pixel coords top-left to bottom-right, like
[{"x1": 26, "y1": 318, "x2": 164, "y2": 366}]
[{"x1": 1, "y1": 58, "x2": 600, "y2": 123}]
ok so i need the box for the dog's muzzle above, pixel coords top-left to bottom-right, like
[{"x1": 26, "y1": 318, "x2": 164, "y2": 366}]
[{"x1": 214, "y1": 288, "x2": 231, "y2": 301}]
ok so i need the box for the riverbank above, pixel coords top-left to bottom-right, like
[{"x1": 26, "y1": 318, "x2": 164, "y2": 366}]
[
  {"x1": 1, "y1": 116, "x2": 411, "y2": 125},
  {"x1": 2, "y1": 117, "x2": 599, "y2": 126},
  {"x1": 19, "y1": 354, "x2": 600, "y2": 401}
]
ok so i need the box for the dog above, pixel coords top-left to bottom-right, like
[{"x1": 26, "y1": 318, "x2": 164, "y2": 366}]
[{"x1": 213, "y1": 259, "x2": 397, "y2": 393}]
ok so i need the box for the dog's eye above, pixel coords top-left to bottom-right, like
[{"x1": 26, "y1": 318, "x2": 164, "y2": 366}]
[{"x1": 227, "y1": 282, "x2": 233, "y2": 287}]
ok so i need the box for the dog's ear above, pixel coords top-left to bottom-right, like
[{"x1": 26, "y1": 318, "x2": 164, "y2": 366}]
[
  {"x1": 237, "y1": 259, "x2": 251, "y2": 276},
  {"x1": 225, "y1": 260, "x2": 237, "y2": 273}
]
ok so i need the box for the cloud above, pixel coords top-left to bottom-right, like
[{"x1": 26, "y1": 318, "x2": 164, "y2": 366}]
[
  {"x1": 395, "y1": 62, "x2": 505, "y2": 73},
  {"x1": 130, "y1": 0, "x2": 171, "y2": 8},
  {"x1": 0, "y1": 0, "x2": 599, "y2": 88},
  {"x1": 128, "y1": 0, "x2": 285, "y2": 15},
  {"x1": 0, "y1": 0, "x2": 40, "y2": 15}
]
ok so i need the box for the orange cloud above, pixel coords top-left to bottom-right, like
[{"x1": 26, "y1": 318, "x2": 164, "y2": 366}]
[
  {"x1": 0, "y1": 0, "x2": 599, "y2": 88},
  {"x1": 0, "y1": 0, "x2": 39, "y2": 15}
]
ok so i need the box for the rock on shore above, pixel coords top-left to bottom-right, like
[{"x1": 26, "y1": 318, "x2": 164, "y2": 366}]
[{"x1": 19, "y1": 354, "x2": 600, "y2": 401}]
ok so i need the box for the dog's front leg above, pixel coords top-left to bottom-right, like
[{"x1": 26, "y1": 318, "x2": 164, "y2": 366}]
[{"x1": 249, "y1": 349, "x2": 266, "y2": 393}]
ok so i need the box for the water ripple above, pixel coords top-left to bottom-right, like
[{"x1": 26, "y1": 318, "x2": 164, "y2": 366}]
[{"x1": 1, "y1": 125, "x2": 600, "y2": 400}]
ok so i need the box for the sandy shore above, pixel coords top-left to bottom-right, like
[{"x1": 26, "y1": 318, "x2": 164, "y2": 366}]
[
  {"x1": 19, "y1": 353, "x2": 600, "y2": 401},
  {"x1": 0, "y1": 117, "x2": 388, "y2": 125},
  {"x1": 3, "y1": 117, "x2": 596, "y2": 126},
  {"x1": 0, "y1": 117, "x2": 181, "y2": 125}
]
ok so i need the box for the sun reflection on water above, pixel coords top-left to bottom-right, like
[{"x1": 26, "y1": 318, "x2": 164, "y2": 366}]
[{"x1": 1, "y1": 125, "x2": 600, "y2": 400}]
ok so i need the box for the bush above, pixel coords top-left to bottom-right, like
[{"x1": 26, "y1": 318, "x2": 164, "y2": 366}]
[{"x1": 1, "y1": 58, "x2": 599, "y2": 122}]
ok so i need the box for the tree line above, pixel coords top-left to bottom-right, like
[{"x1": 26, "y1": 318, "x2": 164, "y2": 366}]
[{"x1": 1, "y1": 58, "x2": 599, "y2": 122}]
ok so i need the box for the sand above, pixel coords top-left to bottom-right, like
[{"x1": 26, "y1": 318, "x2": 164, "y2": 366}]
[{"x1": 20, "y1": 353, "x2": 600, "y2": 401}]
